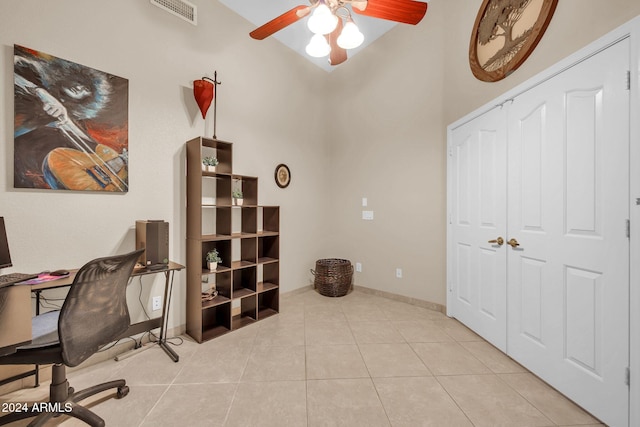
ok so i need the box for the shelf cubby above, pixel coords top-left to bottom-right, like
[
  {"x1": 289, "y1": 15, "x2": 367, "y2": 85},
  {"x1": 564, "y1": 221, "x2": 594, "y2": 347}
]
[
  {"x1": 233, "y1": 296, "x2": 257, "y2": 327},
  {"x1": 258, "y1": 289, "x2": 279, "y2": 320},
  {"x1": 241, "y1": 237, "x2": 257, "y2": 264},
  {"x1": 201, "y1": 302, "x2": 231, "y2": 340},
  {"x1": 259, "y1": 262, "x2": 279, "y2": 290},
  {"x1": 233, "y1": 267, "x2": 257, "y2": 299},
  {"x1": 260, "y1": 206, "x2": 280, "y2": 234},
  {"x1": 241, "y1": 207, "x2": 258, "y2": 234},
  {"x1": 201, "y1": 240, "x2": 231, "y2": 272},
  {"x1": 199, "y1": 137, "x2": 233, "y2": 174},
  {"x1": 231, "y1": 207, "x2": 257, "y2": 237},
  {"x1": 210, "y1": 270, "x2": 232, "y2": 298},
  {"x1": 232, "y1": 175, "x2": 258, "y2": 206},
  {"x1": 258, "y1": 235, "x2": 279, "y2": 264},
  {"x1": 202, "y1": 206, "x2": 231, "y2": 239}
]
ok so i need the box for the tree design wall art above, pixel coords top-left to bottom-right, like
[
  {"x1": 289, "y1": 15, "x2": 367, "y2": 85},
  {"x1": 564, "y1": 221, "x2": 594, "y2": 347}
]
[
  {"x1": 469, "y1": 0, "x2": 558, "y2": 82},
  {"x1": 14, "y1": 45, "x2": 129, "y2": 192}
]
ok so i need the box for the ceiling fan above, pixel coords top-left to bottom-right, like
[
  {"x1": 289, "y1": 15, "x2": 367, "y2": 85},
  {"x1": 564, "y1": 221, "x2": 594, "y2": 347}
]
[{"x1": 249, "y1": 0, "x2": 428, "y2": 66}]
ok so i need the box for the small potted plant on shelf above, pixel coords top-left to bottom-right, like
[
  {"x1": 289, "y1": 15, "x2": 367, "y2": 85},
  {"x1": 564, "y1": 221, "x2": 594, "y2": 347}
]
[
  {"x1": 206, "y1": 249, "x2": 222, "y2": 271},
  {"x1": 202, "y1": 156, "x2": 219, "y2": 172},
  {"x1": 232, "y1": 188, "x2": 244, "y2": 206}
]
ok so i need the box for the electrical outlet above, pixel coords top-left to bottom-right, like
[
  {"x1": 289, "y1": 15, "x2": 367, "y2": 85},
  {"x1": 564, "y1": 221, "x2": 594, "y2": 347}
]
[
  {"x1": 396, "y1": 268, "x2": 402, "y2": 279},
  {"x1": 356, "y1": 262, "x2": 362, "y2": 272},
  {"x1": 362, "y1": 210, "x2": 374, "y2": 220},
  {"x1": 152, "y1": 296, "x2": 162, "y2": 311}
]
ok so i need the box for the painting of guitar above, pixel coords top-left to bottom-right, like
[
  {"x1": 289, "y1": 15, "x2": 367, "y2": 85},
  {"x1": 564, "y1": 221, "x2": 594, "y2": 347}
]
[
  {"x1": 43, "y1": 144, "x2": 128, "y2": 192},
  {"x1": 14, "y1": 44, "x2": 129, "y2": 191}
]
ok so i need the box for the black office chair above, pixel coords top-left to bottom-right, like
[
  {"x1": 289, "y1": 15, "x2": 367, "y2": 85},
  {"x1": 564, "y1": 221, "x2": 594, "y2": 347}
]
[{"x1": 0, "y1": 248, "x2": 144, "y2": 427}]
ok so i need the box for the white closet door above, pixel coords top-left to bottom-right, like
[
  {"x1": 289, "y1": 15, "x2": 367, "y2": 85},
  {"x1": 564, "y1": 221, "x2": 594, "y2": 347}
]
[
  {"x1": 448, "y1": 107, "x2": 508, "y2": 351},
  {"x1": 507, "y1": 38, "x2": 630, "y2": 427}
]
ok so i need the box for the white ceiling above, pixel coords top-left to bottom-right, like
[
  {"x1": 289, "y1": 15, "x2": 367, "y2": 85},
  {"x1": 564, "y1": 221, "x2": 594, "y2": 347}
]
[{"x1": 217, "y1": 0, "x2": 427, "y2": 72}]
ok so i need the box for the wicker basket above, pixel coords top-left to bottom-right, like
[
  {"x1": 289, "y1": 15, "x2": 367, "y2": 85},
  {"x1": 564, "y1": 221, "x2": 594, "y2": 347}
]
[{"x1": 311, "y1": 258, "x2": 353, "y2": 297}]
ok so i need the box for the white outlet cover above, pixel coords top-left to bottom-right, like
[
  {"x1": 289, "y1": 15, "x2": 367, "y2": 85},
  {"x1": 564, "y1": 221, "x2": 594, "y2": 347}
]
[
  {"x1": 396, "y1": 268, "x2": 402, "y2": 278},
  {"x1": 362, "y1": 197, "x2": 368, "y2": 207},
  {"x1": 362, "y1": 210, "x2": 374, "y2": 220},
  {"x1": 356, "y1": 262, "x2": 362, "y2": 272}
]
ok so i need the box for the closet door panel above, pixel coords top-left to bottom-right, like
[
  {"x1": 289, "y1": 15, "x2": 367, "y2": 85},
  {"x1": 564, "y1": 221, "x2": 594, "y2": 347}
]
[
  {"x1": 507, "y1": 38, "x2": 629, "y2": 427},
  {"x1": 448, "y1": 107, "x2": 508, "y2": 351},
  {"x1": 518, "y1": 255, "x2": 546, "y2": 346},
  {"x1": 519, "y1": 104, "x2": 546, "y2": 232},
  {"x1": 565, "y1": 88, "x2": 603, "y2": 236}
]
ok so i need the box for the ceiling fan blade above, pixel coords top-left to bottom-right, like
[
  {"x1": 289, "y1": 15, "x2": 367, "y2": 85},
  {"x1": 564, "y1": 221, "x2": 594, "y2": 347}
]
[
  {"x1": 326, "y1": 19, "x2": 348, "y2": 66},
  {"x1": 352, "y1": 0, "x2": 427, "y2": 25},
  {"x1": 250, "y1": 5, "x2": 311, "y2": 40}
]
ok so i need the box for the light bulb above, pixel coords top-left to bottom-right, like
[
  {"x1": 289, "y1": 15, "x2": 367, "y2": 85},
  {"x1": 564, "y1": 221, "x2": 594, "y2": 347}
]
[
  {"x1": 305, "y1": 33, "x2": 331, "y2": 57},
  {"x1": 307, "y1": 2, "x2": 338, "y2": 35},
  {"x1": 337, "y1": 20, "x2": 364, "y2": 49}
]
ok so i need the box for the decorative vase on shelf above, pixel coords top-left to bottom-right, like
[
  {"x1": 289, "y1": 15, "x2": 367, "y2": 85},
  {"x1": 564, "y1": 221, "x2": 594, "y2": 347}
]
[
  {"x1": 202, "y1": 156, "x2": 218, "y2": 172},
  {"x1": 206, "y1": 249, "x2": 221, "y2": 271},
  {"x1": 232, "y1": 189, "x2": 243, "y2": 206}
]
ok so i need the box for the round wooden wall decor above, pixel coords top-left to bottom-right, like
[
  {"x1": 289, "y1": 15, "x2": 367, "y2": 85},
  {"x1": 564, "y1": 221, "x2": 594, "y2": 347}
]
[
  {"x1": 469, "y1": 0, "x2": 558, "y2": 82},
  {"x1": 275, "y1": 164, "x2": 291, "y2": 188}
]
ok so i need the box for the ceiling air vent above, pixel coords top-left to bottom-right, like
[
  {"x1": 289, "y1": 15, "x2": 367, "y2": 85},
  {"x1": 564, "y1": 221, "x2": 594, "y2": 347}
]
[{"x1": 150, "y1": 0, "x2": 197, "y2": 25}]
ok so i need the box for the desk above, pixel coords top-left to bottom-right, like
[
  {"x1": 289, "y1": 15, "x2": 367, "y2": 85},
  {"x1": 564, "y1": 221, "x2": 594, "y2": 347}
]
[
  {"x1": 0, "y1": 285, "x2": 33, "y2": 387},
  {"x1": 0, "y1": 286, "x2": 31, "y2": 357},
  {"x1": 31, "y1": 261, "x2": 184, "y2": 363}
]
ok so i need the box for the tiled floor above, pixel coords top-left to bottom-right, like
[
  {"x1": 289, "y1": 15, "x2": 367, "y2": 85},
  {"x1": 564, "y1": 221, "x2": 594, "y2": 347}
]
[{"x1": 0, "y1": 289, "x2": 604, "y2": 426}]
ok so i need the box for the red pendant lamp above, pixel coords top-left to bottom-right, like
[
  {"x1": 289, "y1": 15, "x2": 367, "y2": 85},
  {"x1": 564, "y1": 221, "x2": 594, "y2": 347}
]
[{"x1": 193, "y1": 77, "x2": 215, "y2": 119}]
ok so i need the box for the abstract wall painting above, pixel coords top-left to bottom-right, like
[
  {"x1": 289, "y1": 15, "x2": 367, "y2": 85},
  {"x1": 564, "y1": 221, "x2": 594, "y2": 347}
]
[{"x1": 14, "y1": 45, "x2": 129, "y2": 192}]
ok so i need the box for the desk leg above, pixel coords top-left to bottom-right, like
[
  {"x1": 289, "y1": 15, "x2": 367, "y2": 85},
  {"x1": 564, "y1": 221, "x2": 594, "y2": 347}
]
[
  {"x1": 35, "y1": 290, "x2": 40, "y2": 315},
  {"x1": 34, "y1": 291, "x2": 41, "y2": 386},
  {"x1": 158, "y1": 271, "x2": 179, "y2": 362}
]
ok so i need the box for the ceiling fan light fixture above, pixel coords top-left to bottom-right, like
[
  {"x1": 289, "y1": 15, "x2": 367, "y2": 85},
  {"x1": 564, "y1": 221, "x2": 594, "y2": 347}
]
[
  {"x1": 337, "y1": 18, "x2": 364, "y2": 49},
  {"x1": 306, "y1": 33, "x2": 331, "y2": 57},
  {"x1": 307, "y1": 1, "x2": 338, "y2": 35}
]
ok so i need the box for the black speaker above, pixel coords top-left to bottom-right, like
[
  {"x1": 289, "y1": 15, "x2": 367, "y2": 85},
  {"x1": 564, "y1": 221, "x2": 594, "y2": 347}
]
[{"x1": 136, "y1": 220, "x2": 169, "y2": 266}]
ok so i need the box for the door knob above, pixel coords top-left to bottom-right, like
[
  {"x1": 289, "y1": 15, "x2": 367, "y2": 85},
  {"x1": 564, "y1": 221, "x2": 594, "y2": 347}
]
[
  {"x1": 507, "y1": 238, "x2": 520, "y2": 248},
  {"x1": 488, "y1": 237, "x2": 504, "y2": 246}
]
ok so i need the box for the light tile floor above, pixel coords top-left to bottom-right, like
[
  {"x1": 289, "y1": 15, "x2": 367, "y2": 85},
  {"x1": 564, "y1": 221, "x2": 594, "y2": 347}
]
[{"x1": 0, "y1": 289, "x2": 604, "y2": 426}]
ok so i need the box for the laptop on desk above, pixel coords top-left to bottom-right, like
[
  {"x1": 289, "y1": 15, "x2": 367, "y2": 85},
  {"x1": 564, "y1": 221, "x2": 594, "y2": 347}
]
[{"x1": 0, "y1": 217, "x2": 38, "y2": 289}]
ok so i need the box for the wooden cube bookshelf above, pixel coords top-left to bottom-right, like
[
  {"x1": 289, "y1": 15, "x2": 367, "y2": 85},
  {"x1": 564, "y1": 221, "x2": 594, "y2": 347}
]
[{"x1": 186, "y1": 137, "x2": 279, "y2": 343}]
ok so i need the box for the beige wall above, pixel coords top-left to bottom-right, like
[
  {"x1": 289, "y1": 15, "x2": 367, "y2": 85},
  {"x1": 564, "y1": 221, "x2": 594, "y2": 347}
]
[
  {"x1": 0, "y1": 0, "x2": 330, "y2": 330},
  {"x1": 326, "y1": 0, "x2": 640, "y2": 306},
  {"x1": 324, "y1": 3, "x2": 447, "y2": 305},
  {"x1": 444, "y1": 0, "x2": 640, "y2": 124},
  {"x1": 1, "y1": 0, "x2": 639, "y2": 323}
]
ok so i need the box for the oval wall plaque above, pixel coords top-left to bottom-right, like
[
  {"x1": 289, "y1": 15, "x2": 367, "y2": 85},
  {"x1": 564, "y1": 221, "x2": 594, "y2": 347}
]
[{"x1": 469, "y1": 0, "x2": 558, "y2": 82}]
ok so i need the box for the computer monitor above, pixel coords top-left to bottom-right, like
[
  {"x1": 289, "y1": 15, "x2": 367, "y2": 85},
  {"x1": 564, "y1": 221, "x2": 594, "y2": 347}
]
[{"x1": 0, "y1": 217, "x2": 13, "y2": 269}]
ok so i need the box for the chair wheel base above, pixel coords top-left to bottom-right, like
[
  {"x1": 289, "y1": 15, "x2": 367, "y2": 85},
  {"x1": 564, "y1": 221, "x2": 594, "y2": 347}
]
[{"x1": 117, "y1": 385, "x2": 129, "y2": 398}]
